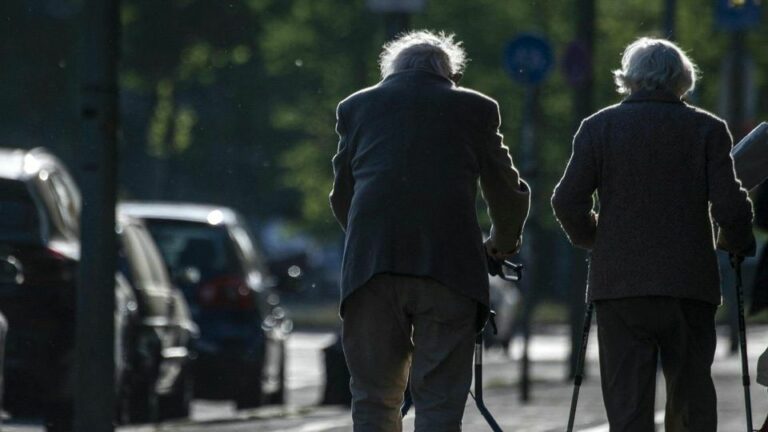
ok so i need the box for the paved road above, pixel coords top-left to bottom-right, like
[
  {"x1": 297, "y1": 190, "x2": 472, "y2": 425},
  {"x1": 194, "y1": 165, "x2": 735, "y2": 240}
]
[{"x1": 5, "y1": 327, "x2": 768, "y2": 431}]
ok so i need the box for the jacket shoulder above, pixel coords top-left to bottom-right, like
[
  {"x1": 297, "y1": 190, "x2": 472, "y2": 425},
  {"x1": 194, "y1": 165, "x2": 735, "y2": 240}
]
[
  {"x1": 451, "y1": 86, "x2": 499, "y2": 111},
  {"x1": 685, "y1": 105, "x2": 728, "y2": 129},
  {"x1": 337, "y1": 84, "x2": 381, "y2": 112}
]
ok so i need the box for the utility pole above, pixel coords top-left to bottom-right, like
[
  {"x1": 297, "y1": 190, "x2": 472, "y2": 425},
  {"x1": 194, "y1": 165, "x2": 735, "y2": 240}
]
[
  {"x1": 76, "y1": 0, "x2": 120, "y2": 430},
  {"x1": 566, "y1": 0, "x2": 595, "y2": 380}
]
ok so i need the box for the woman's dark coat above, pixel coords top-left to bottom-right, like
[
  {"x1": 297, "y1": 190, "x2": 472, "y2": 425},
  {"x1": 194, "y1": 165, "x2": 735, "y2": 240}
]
[{"x1": 552, "y1": 90, "x2": 754, "y2": 305}]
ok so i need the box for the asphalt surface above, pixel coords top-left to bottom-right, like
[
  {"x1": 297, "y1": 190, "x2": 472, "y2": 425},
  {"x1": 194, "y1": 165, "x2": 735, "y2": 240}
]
[{"x1": 4, "y1": 327, "x2": 768, "y2": 431}]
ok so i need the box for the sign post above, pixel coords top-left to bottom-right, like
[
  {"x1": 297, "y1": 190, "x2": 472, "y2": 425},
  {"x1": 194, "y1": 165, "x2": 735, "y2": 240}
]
[{"x1": 503, "y1": 33, "x2": 553, "y2": 403}]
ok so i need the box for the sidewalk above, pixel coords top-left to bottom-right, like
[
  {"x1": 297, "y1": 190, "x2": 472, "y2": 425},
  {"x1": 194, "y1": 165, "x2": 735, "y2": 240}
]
[
  {"x1": 437, "y1": 325, "x2": 768, "y2": 432},
  {"x1": 258, "y1": 325, "x2": 768, "y2": 432}
]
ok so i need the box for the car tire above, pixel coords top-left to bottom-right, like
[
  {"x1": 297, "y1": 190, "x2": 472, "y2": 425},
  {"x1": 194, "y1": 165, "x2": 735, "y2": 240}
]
[{"x1": 158, "y1": 366, "x2": 193, "y2": 420}]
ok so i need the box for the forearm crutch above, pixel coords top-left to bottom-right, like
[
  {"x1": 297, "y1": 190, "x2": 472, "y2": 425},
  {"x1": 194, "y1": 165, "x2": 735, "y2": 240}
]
[
  {"x1": 566, "y1": 301, "x2": 594, "y2": 432},
  {"x1": 470, "y1": 258, "x2": 523, "y2": 431},
  {"x1": 473, "y1": 329, "x2": 503, "y2": 432},
  {"x1": 733, "y1": 254, "x2": 754, "y2": 432}
]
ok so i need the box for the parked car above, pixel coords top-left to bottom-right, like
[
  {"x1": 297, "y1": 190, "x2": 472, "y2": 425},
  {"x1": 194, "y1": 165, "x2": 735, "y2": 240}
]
[
  {"x1": 120, "y1": 202, "x2": 291, "y2": 408},
  {"x1": 116, "y1": 214, "x2": 199, "y2": 422},
  {"x1": 0, "y1": 147, "x2": 136, "y2": 430}
]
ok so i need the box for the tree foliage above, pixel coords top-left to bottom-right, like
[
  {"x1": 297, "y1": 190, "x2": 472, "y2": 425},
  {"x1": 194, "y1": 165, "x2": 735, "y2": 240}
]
[{"x1": 1, "y1": 0, "x2": 767, "y2": 240}]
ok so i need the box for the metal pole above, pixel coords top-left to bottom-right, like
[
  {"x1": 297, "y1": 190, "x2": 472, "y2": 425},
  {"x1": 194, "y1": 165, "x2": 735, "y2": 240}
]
[
  {"x1": 664, "y1": 0, "x2": 677, "y2": 40},
  {"x1": 734, "y1": 257, "x2": 754, "y2": 432},
  {"x1": 76, "y1": 0, "x2": 120, "y2": 430},
  {"x1": 568, "y1": 0, "x2": 595, "y2": 380},
  {"x1": 726, "y1": 30, "x2": 747, "y2": 355},
  {"x1": 518, "y1": 85, "x2": 537, "y2": 403},
  {"x1": 384, "y1": 12, "x2": 409, "y2": 41},
  {"x1": 730, "y1": 30, "x2": 746, "y2": 139}
]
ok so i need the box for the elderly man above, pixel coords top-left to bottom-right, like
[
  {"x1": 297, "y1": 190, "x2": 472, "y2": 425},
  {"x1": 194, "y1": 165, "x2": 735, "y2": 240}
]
[
  {"x1": 552, "y1": 37, "x2": 755, "y2": 431},
  {"x1": 330, "y1": 30, "x2": 530, "y2": 431}
]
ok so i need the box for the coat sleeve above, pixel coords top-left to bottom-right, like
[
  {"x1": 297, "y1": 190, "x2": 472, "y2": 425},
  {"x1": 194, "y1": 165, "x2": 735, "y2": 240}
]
[
  {"x1": 478, "y1": 101, "x2": 530, "y2": 254},
  {"x1": 551, "y1": 120, "x2": 599, "y2": 250},
  {"x1": 708, "y1": 121, "x2": 755, "y2": 256},
  {"x1": 330, "y1": 102, "x2": 354, "y2": 231}
]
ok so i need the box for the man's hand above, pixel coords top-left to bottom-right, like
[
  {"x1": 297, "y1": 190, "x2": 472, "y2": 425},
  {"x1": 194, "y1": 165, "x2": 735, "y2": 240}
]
[{"x1": 484, "y1": 237, "x2": 520, "y2": 261}]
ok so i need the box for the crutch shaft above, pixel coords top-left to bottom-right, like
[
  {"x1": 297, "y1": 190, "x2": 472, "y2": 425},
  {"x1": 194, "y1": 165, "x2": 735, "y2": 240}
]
[
  {"x1": 735, "y1": 259, "x2": 754, "y2": 432},
  {"x1": 566, "y1": 302, "x2": 594, "y2": 432},
  {"x1": 474, "y1": 334, "x2": 503, "y2": 432}
]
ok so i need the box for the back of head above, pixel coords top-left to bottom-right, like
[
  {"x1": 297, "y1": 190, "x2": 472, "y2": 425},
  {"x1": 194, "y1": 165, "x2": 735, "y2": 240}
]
[
  {"x1": 379, "y1": 30, "x2": 467, "y2": 80},
  {"x1": 613, "y1": 37, "x2": 698, "y2": 98}
]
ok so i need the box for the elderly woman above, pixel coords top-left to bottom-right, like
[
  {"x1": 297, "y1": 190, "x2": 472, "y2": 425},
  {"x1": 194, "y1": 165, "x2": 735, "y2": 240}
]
[{"x1": 552, "y1": 37, "x2": 755, "y2": 431}]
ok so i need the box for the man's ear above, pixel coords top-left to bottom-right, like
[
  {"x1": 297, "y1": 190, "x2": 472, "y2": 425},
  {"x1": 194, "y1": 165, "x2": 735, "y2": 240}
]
[{"x1": 450, "y1": 72, "x2": 463, "y2": 85}]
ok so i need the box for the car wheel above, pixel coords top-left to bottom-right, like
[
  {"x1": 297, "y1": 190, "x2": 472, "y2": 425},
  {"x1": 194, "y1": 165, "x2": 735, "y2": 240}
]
[{"x1": 158, "y1": 366, "x2": 193, "y2": 420}]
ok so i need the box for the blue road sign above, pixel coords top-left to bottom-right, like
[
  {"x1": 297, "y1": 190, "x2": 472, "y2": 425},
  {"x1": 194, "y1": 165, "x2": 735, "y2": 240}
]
[
  {"x1": 715, "y1": 0, "x2": 762, "y2": 31},
  {"x1": 503, "y1": 34, "x2": 554, "y2": 86}
]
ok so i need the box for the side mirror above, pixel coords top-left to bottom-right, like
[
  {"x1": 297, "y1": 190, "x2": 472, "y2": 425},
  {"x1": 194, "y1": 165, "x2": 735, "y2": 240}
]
[{"x1": 173, "y1": 266, "x2": 201, "y2": 286}]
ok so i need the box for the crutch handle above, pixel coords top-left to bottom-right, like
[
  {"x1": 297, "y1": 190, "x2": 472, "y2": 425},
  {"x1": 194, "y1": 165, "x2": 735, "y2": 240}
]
[{"x1": 487, "y1": 254, "x2": 524, "y2": 282}]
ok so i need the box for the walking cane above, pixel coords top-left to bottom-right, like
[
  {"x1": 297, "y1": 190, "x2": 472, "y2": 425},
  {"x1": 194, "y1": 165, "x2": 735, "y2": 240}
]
[
  {"x1": 732, "y1": 254, "x2": 754, "y2": 432},
  {"x1": 566, "y1": 301, "x2": 594, "y2": 432}
]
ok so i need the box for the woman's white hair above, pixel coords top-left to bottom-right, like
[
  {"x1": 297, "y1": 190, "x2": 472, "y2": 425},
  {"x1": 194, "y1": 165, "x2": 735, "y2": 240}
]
[
  {"x1": 613, "y1": 37, "x2": 698, "y2": 97},
  {"x1": 379, "y1": 30, "x2": 467, "y2": 79}
]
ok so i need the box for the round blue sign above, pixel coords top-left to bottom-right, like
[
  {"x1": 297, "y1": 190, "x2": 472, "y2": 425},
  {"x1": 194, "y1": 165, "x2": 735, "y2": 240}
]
[{"x1": 503, "y1": 34, "x2": 554, "y2": 85}]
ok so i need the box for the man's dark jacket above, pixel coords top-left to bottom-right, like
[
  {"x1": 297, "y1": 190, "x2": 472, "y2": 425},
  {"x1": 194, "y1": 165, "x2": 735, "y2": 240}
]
[
  {"x1": 552, "y1": 90, "x2": 754, "y2": 305},
  {"x1": 330, "y1": 69, "x2": 530, "y2": 311}
]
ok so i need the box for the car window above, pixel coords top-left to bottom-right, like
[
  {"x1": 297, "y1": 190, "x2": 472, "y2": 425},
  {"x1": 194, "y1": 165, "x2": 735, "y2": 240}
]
[
  {"x1": 48, "y1": 170, "x2": 79, "y2": 236},
  {"x1": 121, "y1": 224, "x2": 156, "y2": 291},
  {"x1": 229, "y1": 225, "x2": 269, "y2": 274},
  {"x1": 34, "y1": 172, "x2": 72, "y2": 239},
  {"x1": 0, "y1": 179, "x2": 44, "y2": 242},
  {"x1": 143, "y1": 219, "x2": 243, "y2": 282},
  {"x1": 133, "y1": 224, "x2": 172, "y2": 288}
]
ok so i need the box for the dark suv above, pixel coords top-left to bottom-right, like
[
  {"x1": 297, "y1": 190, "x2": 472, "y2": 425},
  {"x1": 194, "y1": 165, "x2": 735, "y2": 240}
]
[
  {"x1": 0, "y1": 148, "x2": 135, "y2": 430},
  {"x1": 117, "y1": 214, "x2": 199, "y2": 422},
  {"x1": 120, "y1": 203, "x2": 291, "y2": 408}
]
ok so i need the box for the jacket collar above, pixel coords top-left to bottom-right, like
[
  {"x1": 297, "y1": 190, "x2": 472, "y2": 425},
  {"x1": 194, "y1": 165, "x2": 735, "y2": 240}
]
[
  {"x1": 622, "y1": 89, "x2": 684, "y2": 104},
  {"x1": 381, "y1": 68, "x2": 455, "y2": 87}
]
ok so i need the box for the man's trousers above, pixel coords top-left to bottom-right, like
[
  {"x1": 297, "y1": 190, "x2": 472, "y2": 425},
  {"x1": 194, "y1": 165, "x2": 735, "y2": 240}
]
[
  {"x1": 595, "y1": 296, "x2": 718, "y2": 432},
  {"x1": 342, "y1": 273, "x2": 478, "y2": 432}
]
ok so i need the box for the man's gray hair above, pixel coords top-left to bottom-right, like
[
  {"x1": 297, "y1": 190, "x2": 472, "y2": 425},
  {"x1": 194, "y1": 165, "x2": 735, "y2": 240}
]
[
  {"x1": 379, "y1": 30, "x2": 467, "y2": 79},
  {"x1": 613, "y1": 37, "x2": 698, "y2": 97}
]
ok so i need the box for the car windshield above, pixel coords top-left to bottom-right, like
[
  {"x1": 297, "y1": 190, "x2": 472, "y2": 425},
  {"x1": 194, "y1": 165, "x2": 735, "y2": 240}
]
[
  {"x1": 142, "y1": 219, "x2": 242, "y2": 283},
  {"x1": 0, "y1": 179, "x2": 43, "y2": 243}
]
